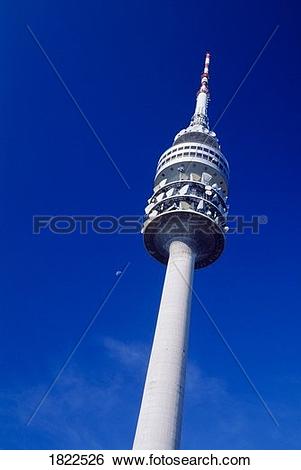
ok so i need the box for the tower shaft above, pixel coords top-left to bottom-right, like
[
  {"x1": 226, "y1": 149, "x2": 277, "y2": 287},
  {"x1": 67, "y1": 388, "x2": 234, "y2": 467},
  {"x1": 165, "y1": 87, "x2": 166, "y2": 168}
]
[{"x1": 133, "y1": 240, "x2": 195, "y2": 449}]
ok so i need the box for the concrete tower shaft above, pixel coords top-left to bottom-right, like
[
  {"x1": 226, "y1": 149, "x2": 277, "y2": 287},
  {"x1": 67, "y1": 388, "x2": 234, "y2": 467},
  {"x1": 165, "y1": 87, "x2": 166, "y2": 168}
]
[
  {"x1": 134, "y1": 53, "x2": 230, "y2": 449},
  {"x1": 133, "y1": 240, "x2": 195, "y2": 449}
]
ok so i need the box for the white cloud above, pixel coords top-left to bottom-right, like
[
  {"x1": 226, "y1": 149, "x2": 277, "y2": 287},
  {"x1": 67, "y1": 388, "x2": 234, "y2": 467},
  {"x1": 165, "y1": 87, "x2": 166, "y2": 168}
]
[
  {"x1": 5, "y1": 338, "x2": 296, "y2": 449},
  {"x1": 186, "y1": 362, "x2": 228, "y2": 404},
  {"x1": 102, "y1": 337, "x2": 148, "y2": 370}
]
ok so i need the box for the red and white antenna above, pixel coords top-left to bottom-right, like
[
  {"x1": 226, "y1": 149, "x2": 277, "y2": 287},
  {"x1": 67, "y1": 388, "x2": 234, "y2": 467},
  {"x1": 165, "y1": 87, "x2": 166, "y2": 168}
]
[
  {"x1": 199, "y1": 51, "x2": 210, "y2": 94},
  {"x1": 190, "y1": 52, "x2": 211, "y2": 128}
]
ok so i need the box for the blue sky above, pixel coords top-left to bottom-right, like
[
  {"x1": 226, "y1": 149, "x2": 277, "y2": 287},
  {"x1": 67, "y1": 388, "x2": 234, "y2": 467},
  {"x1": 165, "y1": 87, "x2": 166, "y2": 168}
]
[{"x1": 1, "y1": 0, "x2": 300, "y2": 450}]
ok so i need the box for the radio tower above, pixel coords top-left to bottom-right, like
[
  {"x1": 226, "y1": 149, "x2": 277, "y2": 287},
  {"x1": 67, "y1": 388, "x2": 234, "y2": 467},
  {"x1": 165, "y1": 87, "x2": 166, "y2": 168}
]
[{"x1": 133, "y1": 53, "x2": 230, "y2": 449}]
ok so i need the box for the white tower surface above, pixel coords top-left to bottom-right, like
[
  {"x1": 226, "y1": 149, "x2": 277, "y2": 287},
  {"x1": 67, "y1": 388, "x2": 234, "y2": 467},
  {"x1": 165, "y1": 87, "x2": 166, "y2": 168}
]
[{"x1": 133, "y1": 53, "x2": 230, "y2": 450}]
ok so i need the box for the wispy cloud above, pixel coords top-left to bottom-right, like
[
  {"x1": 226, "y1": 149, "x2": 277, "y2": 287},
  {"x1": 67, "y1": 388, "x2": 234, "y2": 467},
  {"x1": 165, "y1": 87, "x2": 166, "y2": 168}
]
[
  {"x1": 186, "y1": 362, "x2": 228, "y2": 404},
  {"x1": 183, "y1": 362, "x2": 251, "y2": 448},
  {"x1": 103, "y1": 337, "x2": 148, "y2": 370},
  {"x1": 3, "y1": 338, "x2": 298, "y2": 449},
  {"x1": 27, "y1": 263, "x2": 130, "y2": 426},
  {"x1": 2, "y1": 338, "x2": 149, "y2": 449},
  {"x1": 1, "y1": 368, "x2": 124, "y2": 449}
]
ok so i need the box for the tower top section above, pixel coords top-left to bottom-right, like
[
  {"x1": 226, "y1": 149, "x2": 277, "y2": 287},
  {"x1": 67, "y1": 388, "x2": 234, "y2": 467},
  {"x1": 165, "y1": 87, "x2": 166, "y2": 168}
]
[
  {"x1": 143, "y1": 51, "x2": 230, "y2": 269},
  {"x1": 174, "y1": 52, "x2": 218, "y2": 147}
]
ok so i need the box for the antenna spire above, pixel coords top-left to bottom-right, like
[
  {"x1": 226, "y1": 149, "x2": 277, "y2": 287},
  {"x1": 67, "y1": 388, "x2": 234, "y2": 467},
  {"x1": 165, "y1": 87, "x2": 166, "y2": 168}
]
[
  {"x1": 199, "y1": 51, "x2": 210, "y2": 94},
  {"x1": 191, "y1": 52, "x2": 211, "y2": 129}
]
